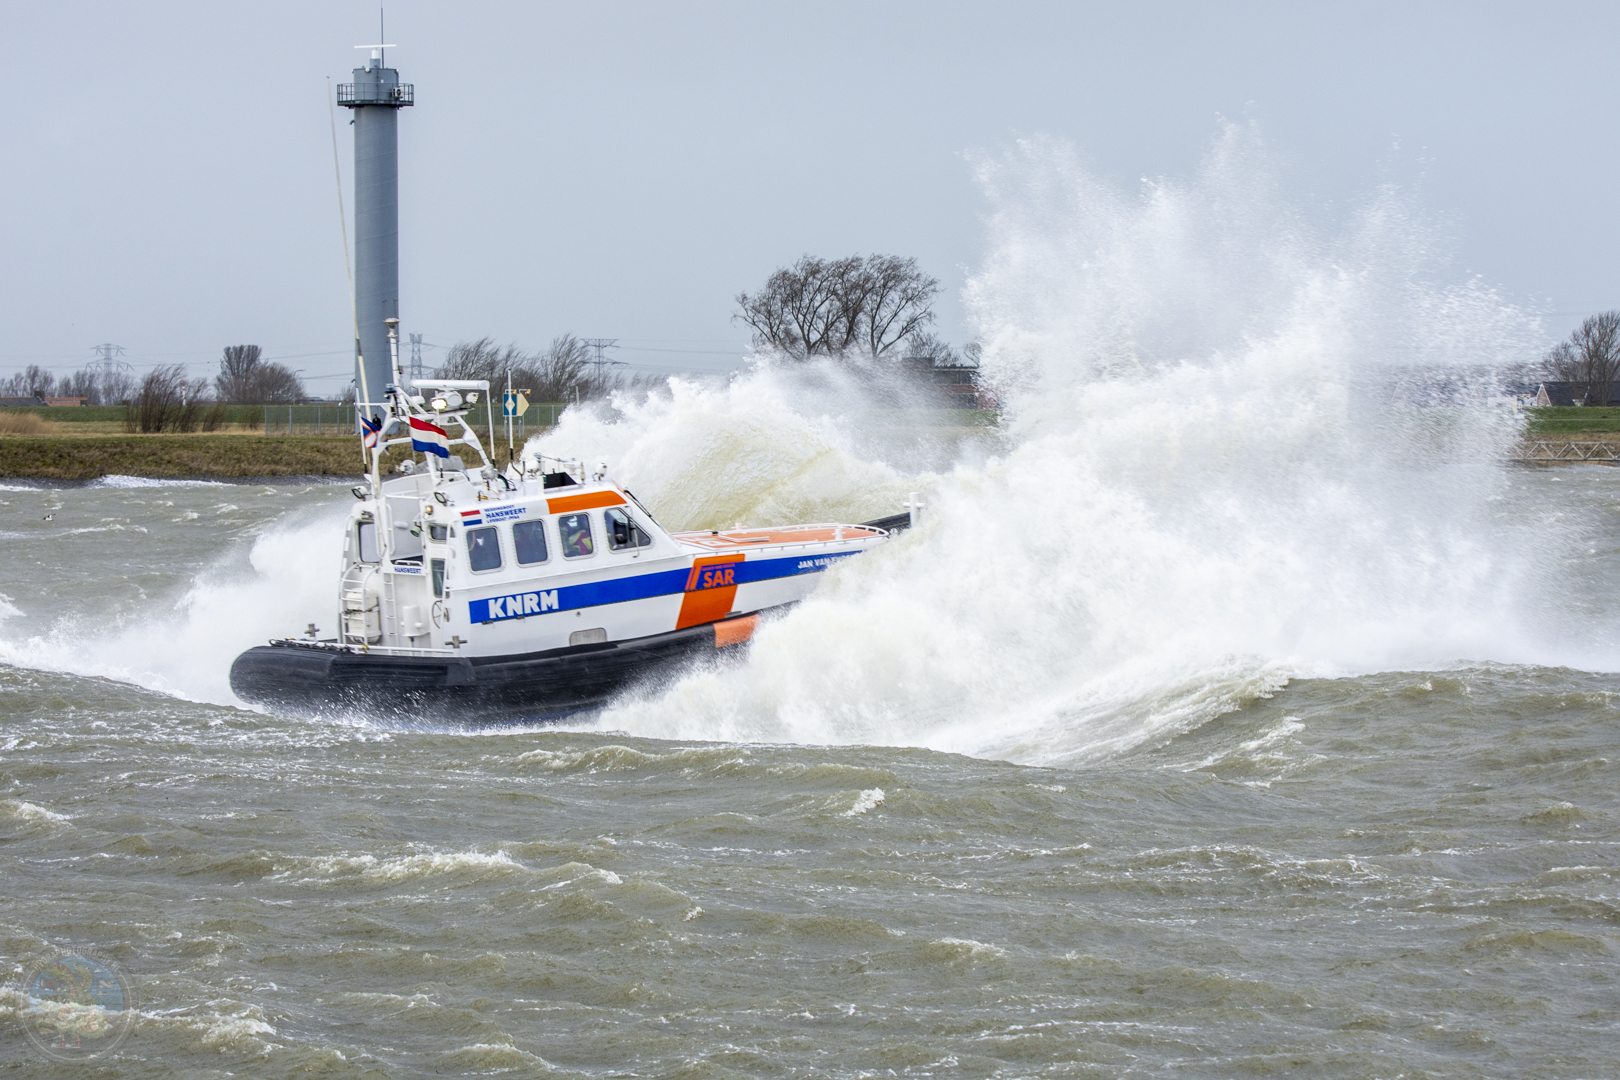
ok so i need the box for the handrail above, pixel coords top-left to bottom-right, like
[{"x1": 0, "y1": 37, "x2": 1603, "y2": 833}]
[{"x1": 336, "y1": 83, "x2": 414, "y2": 107}]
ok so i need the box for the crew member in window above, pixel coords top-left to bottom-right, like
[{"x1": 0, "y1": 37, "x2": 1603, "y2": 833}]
[{"x1": 560, "y1": 514, "x2": 594, "y2": 558}]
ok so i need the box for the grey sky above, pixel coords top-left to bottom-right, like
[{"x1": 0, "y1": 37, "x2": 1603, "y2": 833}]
[{"x1": 2, "y1": 2, "x2": 1615, "y2": 393}]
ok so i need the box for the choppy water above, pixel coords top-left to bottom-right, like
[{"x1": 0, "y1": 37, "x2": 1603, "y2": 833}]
[
  {"x1": 1, "y1": 473, "x2": 1618, "y2": 1077},
  {"x1": 6, "y1": 130, "x2": 1620, "y2": 1075}
]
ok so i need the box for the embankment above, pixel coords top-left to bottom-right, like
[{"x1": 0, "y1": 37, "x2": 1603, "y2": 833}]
[{"x1": 0, "y1": 434, "x2": 374, "y2": 481}]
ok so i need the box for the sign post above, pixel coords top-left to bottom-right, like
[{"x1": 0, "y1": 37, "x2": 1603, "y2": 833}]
[
  {"x1": 501, "y1": 382, "x2": 529, "y2": 463},
  {"x1": 503, "y1": 370, "x2": 512, "y2": 461}
]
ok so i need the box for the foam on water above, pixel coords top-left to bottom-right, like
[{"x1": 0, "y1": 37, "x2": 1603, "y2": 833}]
[
  {"x1": 0, "y1": 503, "x2": 347, "y2": 706},
  {"x1": 89, "y1": 475, "x2": 229, "y2": 489},
  {"x1": 541, "y1": 127, "x2": 1613, "y2": 766}
]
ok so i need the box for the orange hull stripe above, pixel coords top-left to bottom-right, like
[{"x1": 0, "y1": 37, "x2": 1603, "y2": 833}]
[
  {"x1": 676, "y1": 553, "x2": 747, "y2": 630},
  {"x1": 713, "y1": 615, "x2": 758, "y2": 648},
  {"x1": 678, "y1": 587, "x2": 736, "y2": 630},
  {"x1": 547, "y1": 490, "x2": 626, "y2": 514}
]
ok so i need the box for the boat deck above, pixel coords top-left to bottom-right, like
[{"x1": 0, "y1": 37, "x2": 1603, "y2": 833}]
[{"x1": 673, "y1": 524, "x2": 889, "y2": 550}]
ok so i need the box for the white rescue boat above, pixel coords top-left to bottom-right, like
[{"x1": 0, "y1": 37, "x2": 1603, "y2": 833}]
[{"x1": 230, "y1": 322, "x2": 910, "y2": 722}]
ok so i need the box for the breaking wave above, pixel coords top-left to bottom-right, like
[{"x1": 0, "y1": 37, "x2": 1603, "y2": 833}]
[
  {"x1": 0, "y1": 503, "x2": 347, "y2": 706},
  {"x1": 537, "y1": 125, "x2": 1610, "y2": 766}
]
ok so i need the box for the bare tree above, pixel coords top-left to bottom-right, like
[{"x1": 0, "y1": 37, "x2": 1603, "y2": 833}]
[
  {"x1": 215, "y1": 345, "x2": 263, "y2": 403},
  {"x1": 69, "y1": 365, "x2": 135, "y2": 406},
  {"x1": 901, "y1": 331, "x2": 959, "y2": 367},
  {"x1": 1543, "y1": 341, "x2": 1580, "y2": 386},
  {"x1": 855, "y1": 255, "x2": 940, "y2": 357},
  {"x1": 129, "y1": 365, "x2": 211, "y2": 432},
  {"x1": 433, "y1": 334, "x2": 619, "y2": 403},
  {"x1": 435, "y1": 338, "x2": 525, "y2": 383},
  {"x1": 59, "y1": 369, "x2": 100, "y2": 403},
  {"x1": 1572, "y1": 312, "x2": 1620, "y2": 407},
  {"x1": 533, "y1": 334, "x2": 620, "y2": 401},
  {"x1": 97, "y1": 368, "x2": 136, "y2": 406},
  {"x1": 0, "y1": 365, "x2": 57, "y2": 399},
  {"x1": 1543, "y1": 314, "x2": 1620, "y2": 406},
  {"x1": 255, "y1": 364, "x2": 306, "y2": 405},
  {"x1": 215, "y1": 345, "x2": 305, "y2": 404},
  {"x1": 735, "y1": 254, "x2": 939, "y2": 360},
  {"x1": 735, "y1": 257, "x2": 854, "y2": 359}
]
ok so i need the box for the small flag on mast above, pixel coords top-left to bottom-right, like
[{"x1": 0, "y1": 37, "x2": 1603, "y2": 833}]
[{"x1": 361, "y1": 413, "x2": 381, "y2": 449}]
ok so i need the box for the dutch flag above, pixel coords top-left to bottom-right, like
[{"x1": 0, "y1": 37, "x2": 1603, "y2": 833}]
[{"x1": 409, "y1": 416, "x2": 450, "y2": 458}]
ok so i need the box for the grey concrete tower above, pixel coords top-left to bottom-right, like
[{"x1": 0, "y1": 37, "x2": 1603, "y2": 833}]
[{"x1": 338, "y1": 49, "x2": 413, "y2": 406}]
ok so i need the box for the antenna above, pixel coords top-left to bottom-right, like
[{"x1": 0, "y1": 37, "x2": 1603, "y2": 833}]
[
  {"x1": 327, "y1": 77, "x2": 366, "y2": 414},
  {"x1": 581, "y1": 338, "x2": 627, "y2": 381}
]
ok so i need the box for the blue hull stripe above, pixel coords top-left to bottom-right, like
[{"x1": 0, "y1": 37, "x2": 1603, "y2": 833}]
[{"x1": 467, "y1": 550, "x2": 862, "y2": 624}]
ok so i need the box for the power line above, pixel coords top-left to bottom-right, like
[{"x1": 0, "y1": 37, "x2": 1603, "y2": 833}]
[
  {"x1": 88, "y1": 343, "x2": 130, "y2": 373},
  {"x1": 616, "y1": 364, "x2": 727, "y2": 375},
  {"x1": 581, "y1": 337, "x2": 627, "y2": 379},
  {"x1": 615, "y1": 345, "x2": 749, "y2": 357},
  {"x1": 408, "y1": 333, "x2": 425, "y2": 381},
  {"x1": 260, "y1": 348, "x2": 353, "y2": 362}
]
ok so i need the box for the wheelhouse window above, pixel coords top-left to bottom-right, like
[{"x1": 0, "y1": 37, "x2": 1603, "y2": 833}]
[
  {"x1": 466, "y1": 526, "x2": 502, "y2": 572},
  {"x1": 357, "y1": 521, "x2": 379, "y2": 563},
  {"x1": 428, "y1": 523, "x2": 448, "y2": 543},
  {"x1": 431, "y1": 558, "x2": 445, "y2": 598},
  {"x1": 558, "y1": 513, "x2": 594, "y2": 559},
  {"x1": 605, "y1": 507, "x2": 653, "y2": 551},
  {"x1": 512, "y1": 519, "x2": 549, "y2": 565}
]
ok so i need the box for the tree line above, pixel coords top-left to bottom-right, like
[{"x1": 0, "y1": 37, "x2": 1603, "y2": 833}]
[
  {"x1": 1, "y1": 347, "x2": 312, "y2": 433},
  {"x1": 431, "y1": 334, "x2": 650, "y2": 403},
  {"x1": 10, "y1": 250, "x2": 967, "y2": 432},
  {"x1": 428, "y1": 255, "x2": 966, "y2": 412},
  {"x1": 128, "y1": 348, "x2": 309, "y2": 431},
  {"x1": 2, "y1": 347, "x2": 308, "y2": 408},
  {"x1": 1, "y1": 363, "x2": 137, "y2": 406},
  {"x1": 1543, "y1": 311, "x2": 1620, "y2": 407}
]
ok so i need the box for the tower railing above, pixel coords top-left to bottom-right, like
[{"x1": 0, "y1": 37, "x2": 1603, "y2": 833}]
[{"x1": 336, "y1": 83, "x2": 414, "y2": 107}]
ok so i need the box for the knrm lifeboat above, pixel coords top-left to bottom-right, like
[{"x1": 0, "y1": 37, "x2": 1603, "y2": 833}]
[{"x1": 229, "y1": 325, "x2": 910, "y2": 722}]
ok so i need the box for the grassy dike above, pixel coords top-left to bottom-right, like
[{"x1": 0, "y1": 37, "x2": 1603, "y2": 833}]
[
  {"x1": 0, "y1": 434, "x2": 377, "y2": 481},
  {"x1": 1524, "y1": 406, "x2": 1620, "y2": 437},
  {"x1": 0, "y1": 409, "x2": 997, "y2": 481}
]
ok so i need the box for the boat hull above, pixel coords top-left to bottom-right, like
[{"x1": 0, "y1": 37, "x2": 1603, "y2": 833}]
[{"x1": 229, "y1": 615, "x2": 756, "y2": 723}]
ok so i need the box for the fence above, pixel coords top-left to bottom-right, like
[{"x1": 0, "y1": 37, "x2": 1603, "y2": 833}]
[
  {"x1": 502, "y1": 403, "x2": 567, "y2": 430},
  {"x1": 1514, "y1": 440, "x2": 1620, "y2": 463},
  {"x1": 262, "y1": 403, "x2": 569, "y2": 437},
  {"x1": 263, "y1": 404, "x2": 358, "y2": 435}
]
